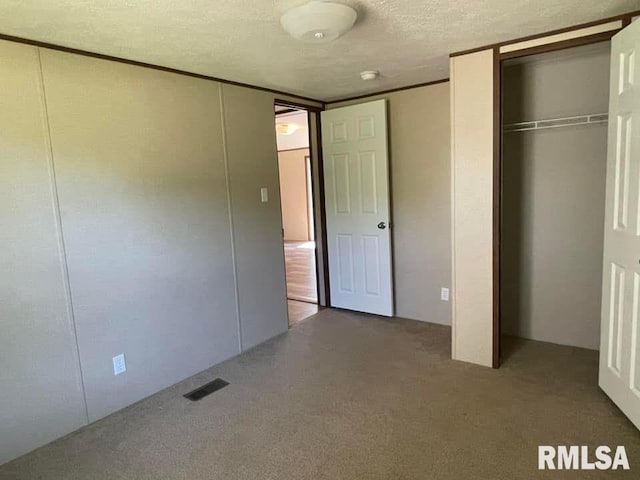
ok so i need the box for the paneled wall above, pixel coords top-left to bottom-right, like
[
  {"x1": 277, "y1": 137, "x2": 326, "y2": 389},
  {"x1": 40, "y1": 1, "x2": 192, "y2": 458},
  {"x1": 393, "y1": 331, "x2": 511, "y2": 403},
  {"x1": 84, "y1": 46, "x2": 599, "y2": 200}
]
[
  {"x1": 0, "y1": 39, "x2": 301, "y2": 464},
  {"x1": 221, "y1": 85, "x2": 288, "y2": 350},
  {"x1": 0, "y1": 41, "x2": 87, "y2": 466},
  {"x1": 39, "y1": 49, "x2": 242, "y2": 422}
]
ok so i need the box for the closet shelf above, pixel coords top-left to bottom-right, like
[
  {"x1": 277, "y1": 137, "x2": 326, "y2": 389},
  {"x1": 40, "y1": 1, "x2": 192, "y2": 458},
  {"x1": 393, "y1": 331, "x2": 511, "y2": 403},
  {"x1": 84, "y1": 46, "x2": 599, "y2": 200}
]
[{"x1": 504, "y1": 113, "x2": 608, "y2": 132}]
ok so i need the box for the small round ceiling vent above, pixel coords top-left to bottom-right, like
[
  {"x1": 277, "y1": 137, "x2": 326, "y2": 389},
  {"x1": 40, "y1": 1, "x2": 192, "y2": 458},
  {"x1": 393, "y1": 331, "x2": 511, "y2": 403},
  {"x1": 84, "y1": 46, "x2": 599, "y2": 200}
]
[{"x1": 280, "y1": 1, "x2": 357, "y2": 43}]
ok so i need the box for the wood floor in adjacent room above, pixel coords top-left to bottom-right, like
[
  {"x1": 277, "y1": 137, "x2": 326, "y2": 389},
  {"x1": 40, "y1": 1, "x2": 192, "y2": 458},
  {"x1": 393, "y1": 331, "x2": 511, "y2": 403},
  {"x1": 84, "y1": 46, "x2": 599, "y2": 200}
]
[
  {"x1": 284, "y1": 240, "x2": 318, "y2": 325},
  {"x1": 287, "y1": 299, "x2": 318, "y2": 325},
  {"x1": 2, "y1": 308, "x2": 638, "y2": 480},
  {"x1": 284, "y1": 241, "x2": 317, "y2": 304}
]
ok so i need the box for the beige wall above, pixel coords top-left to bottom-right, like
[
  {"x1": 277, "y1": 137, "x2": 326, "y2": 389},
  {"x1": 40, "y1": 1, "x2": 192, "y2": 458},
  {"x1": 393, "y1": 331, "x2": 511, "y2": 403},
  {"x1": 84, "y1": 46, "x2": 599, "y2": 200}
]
[
  {"x1": 221, "y1": 84, "x2": 289, "y2": 350},
  {"x1": 0, "y1": 39, "x2": 298, "y2": 464},
  {"x1": 450, "y1": 49, "x2": 495, "y2": 367},
  {"x1": 328, "y1": 82, "x2": 452, "y2": 325},
  {"x1": 278, "y1": 148, "x2": 311, "y2": 241},
  {"x1": 39, "y1": 49, "x2": 242, "y2": 422},
  {"x1": 0, "y1": 41, "x2": 87, "y2": 465},
  {"x1": 501, "y1": 43, "x2": 610, "y2": 350}
]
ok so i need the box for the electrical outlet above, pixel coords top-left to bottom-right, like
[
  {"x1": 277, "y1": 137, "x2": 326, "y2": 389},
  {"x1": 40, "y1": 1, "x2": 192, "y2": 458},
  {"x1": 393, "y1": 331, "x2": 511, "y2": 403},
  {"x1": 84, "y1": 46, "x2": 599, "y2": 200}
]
[
  {"x1": 112, "y1": 353, "x2": 126, "y2": 376},
  {"x1": 260, "y1": 187, "x2": 269, "y2": 203},
  {"x1": 440, "y1": 288, "x2": 450, "y2": 301}
]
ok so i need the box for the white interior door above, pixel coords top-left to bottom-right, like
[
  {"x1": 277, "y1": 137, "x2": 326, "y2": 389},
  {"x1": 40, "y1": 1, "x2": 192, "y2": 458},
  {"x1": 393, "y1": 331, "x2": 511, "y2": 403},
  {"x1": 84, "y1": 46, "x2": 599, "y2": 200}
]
[
  {"x1": 321, "y1": 99, "x2": 393, "y2": 316},
  {"x1": 599, "y1": 19, "x2": 640, "y2": 430}
]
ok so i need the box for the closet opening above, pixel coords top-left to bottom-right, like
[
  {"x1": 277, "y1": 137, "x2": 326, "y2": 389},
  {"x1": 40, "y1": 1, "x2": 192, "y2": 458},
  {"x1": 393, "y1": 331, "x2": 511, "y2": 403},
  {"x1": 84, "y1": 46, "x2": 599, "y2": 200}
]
[
  {"x1": 498, "y1": 41, "x2": 611, "y2": 364},
  {"x1": 274, "y1": 101, "x2": 329, "y2": 326}
]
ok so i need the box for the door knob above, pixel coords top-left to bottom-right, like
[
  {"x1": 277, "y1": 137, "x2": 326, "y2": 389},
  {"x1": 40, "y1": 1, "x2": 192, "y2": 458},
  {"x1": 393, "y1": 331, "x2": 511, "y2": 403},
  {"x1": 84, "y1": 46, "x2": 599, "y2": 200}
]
[{"x1": 377, "y1": 222, "x2": 386, "y2": 230}]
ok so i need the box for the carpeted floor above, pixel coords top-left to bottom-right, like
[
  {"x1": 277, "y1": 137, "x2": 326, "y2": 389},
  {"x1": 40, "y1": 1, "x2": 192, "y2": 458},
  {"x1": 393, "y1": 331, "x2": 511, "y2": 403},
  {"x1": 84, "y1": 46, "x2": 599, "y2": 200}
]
[{"x1": 1, "y1": 309, "x2": 639, "y2": 479}]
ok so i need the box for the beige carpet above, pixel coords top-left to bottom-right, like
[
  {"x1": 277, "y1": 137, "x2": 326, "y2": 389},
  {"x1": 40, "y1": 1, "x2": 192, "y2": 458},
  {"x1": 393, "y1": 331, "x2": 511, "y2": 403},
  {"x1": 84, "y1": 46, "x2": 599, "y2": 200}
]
[{"x1": 1, "y1": 309, "x2": 639, "y2": 479}]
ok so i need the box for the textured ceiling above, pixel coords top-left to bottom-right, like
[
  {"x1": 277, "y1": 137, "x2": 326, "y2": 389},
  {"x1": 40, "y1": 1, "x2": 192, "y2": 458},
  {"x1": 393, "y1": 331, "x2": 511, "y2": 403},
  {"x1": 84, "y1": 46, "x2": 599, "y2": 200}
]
[{"x1": 0, "y1": 1, "x2": 637, "y2": 101}]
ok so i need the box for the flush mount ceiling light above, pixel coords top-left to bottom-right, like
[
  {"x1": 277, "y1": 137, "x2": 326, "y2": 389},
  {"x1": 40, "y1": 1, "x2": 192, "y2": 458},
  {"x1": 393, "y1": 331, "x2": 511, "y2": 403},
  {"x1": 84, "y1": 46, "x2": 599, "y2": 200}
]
[
  {"x1": 360, "y1": 70, "x2": 379, "y2": 80},
  {"x1": 280, "y1": 1, "x2": 357, "y2": 43},
  {"x1": 276, "y1": 123, "x2": 300, "y2": 135}
]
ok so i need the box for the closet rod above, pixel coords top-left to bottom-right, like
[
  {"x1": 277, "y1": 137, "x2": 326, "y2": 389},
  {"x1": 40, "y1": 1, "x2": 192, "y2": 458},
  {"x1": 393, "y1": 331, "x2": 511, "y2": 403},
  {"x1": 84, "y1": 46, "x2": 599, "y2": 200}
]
[{"x1": 504, "y1": 113, "x2": 608, "y2": 132}]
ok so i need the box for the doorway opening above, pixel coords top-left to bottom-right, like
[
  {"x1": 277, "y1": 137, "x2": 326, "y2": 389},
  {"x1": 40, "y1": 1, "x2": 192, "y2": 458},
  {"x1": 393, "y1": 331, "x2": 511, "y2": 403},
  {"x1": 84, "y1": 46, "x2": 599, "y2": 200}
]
[
  {"x1": 498, "y1": 41, "x2": 611, "y2": 364},
  {"x1": 275, "y1": 104, "x2": 322, "y2": 325}
]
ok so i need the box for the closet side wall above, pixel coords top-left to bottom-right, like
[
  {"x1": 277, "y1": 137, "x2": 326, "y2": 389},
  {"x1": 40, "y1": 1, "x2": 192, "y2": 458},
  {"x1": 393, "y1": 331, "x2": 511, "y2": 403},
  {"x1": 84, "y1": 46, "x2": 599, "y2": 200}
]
[
  {"x1": 501, "y1": 43, "x2": 610, "y2": 350},
  {"x1": 451, "y1": 50, "x2": 495, "y2": 366}
]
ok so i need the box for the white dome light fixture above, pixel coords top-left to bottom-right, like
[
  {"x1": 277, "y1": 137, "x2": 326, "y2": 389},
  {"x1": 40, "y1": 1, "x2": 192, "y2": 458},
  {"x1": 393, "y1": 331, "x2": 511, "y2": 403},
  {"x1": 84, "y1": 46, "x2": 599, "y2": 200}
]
[
  {"x1": 280, "y1": 1, "x2": 357, "y2": 43},
  {"x1": 276, "y1": 123, "x2": 300, "y2": 135},
  {"x1": 360, "y1": 70, "x2": 379, "y2": 81}
]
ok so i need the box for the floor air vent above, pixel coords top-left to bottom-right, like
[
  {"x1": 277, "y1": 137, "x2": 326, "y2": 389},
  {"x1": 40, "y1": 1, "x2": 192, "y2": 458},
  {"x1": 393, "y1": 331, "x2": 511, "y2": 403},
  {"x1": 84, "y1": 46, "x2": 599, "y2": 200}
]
[{"x1": 184, "y1": 378, "x2": 229, "y2": 401}]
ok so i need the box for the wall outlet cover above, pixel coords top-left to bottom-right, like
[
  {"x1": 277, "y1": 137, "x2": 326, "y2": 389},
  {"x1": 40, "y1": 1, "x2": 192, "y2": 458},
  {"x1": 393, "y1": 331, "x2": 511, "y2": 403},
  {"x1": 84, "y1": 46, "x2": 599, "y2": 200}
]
[
  {"x1": 112, "y1": 353, "x2": 126, "y2": 375},
  {"x1": 440, "y1": 288, "x2": 450, "y2": 301}
]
